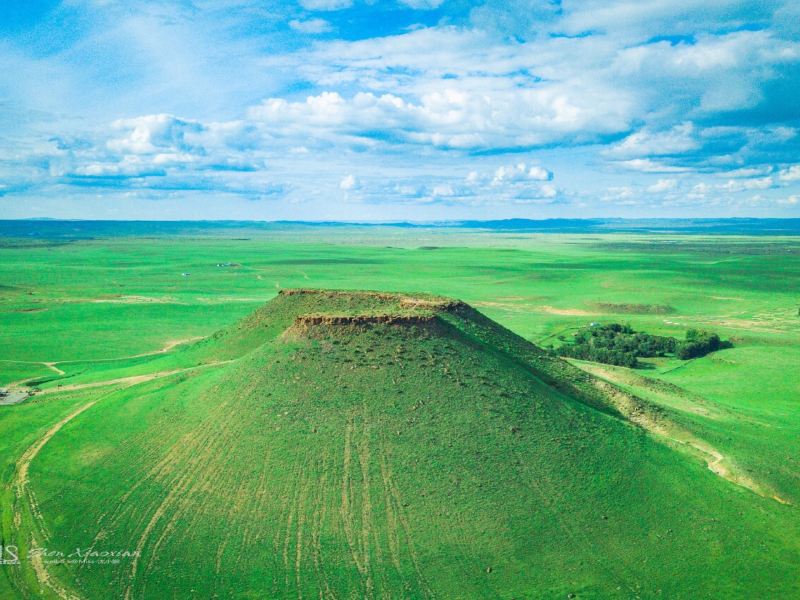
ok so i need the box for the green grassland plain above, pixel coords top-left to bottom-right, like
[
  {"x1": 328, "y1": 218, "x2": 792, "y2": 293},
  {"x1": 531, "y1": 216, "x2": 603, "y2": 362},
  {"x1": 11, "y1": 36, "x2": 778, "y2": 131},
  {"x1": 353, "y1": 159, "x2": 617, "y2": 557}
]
[{"x1": 0, "y1": 226, "x2": 798, "y2": 598}]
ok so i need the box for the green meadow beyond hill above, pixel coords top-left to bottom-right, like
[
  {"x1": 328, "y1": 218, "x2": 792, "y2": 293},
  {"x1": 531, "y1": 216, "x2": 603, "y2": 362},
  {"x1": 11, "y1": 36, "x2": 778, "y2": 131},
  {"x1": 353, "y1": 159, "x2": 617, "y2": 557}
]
[{"x1": 2, "y1": 288, "x2": 798, "y2": 599}]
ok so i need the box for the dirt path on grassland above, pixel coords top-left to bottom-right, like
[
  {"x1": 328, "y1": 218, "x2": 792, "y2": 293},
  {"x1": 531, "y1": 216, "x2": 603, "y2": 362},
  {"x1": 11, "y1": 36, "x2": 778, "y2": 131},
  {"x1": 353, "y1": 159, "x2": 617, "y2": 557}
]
[
  {"x1": 15, "y1": 362, "x2": 234, "y2": 599},
  {"x1": 0, "y1": 338, "x2": 204, "y2": 380},
  {"x1": 85, "y1": 295, "x2": 177, "y2": 305},
  {"x1": 14, "y1": 401, "x2": 99, "y2": 600},
  {"x1": 590, "y1": 377, "x2": 791, "y2": 505},
  {"x1": 42, "y1": 363, "x2": 65, "y2": 376},
  {"x1": 53, "y1": 336, "x2": 204, "y2": 365},
  {"x1": 35, "y1": 361, "x2": 232, "y2": 396},
  {"x1": 576, "y1": 362, "x2": 722, "y2": 420},
  {"x1": 126, "y1": 337, "x2": 205, "y2": 359}
]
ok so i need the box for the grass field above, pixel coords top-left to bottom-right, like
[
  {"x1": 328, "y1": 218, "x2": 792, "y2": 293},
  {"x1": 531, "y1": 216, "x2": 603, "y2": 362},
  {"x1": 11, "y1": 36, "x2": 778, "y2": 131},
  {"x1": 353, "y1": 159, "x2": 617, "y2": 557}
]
[{"x1": 0, "y1": 226, "x2": 798, "y2": 598}]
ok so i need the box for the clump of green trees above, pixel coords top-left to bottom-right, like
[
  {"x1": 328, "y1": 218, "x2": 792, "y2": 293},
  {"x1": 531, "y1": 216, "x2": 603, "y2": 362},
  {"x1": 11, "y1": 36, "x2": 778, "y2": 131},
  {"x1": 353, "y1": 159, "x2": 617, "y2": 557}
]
[
  {"x1": 551, "y1": 323, "x2": 731, "y2": 368},
  {"x1": 676, "y1": 328, "x2": 730, "y2": 359}
]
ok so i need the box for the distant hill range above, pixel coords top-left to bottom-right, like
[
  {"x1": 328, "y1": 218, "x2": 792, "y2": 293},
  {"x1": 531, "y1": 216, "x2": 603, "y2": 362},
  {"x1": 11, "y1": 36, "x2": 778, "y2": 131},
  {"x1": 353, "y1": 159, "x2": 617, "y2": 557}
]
[{"x1": 2, "y1": 217, "x2": 800, "y2": 238}]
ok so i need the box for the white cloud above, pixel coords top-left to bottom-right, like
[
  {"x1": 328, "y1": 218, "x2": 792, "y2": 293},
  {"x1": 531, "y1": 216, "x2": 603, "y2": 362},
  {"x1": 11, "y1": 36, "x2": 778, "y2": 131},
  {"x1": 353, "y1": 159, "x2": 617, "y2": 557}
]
[
  {"x1": 491, "y1": 162, "x2": 552, "y2": 185},
  {"x1": 539, "y1": 183, "x2": 557, "y2": 198},
  {"x1": 605, "y1": 186, "x2": 635, "y2": 200},
  {"x1": 779, "y1": 165, "x2": 800, "y2": 181},
  {"x1": 431, "y1": 183, "x2": 455, "y2": 197},
  {"x1": 716, "y1": 166, "x2": 773, "y2": 178},
  {"x1": 365, "y1": 179, "x2": 477, "y2": 205},
  {"x1": 603, "y1": 185, "x2": 641, "y2": 205},
  {"x1": 106, "y1": 114, "x2": 204, "y2": 155},
  {"x1": 295, "y1": 25, "x2": 800, "y2": 134},
  {"x1": 612, "y1": 30, "x2": 800, "y2": 114},
  {"x1": 398, "y1": 0, "x2": 445, "y2": 8},
  {"x1": 41, "y1": 111, "x2": 280, "y2": 199},
  {"x1": 607, "y1": 122, "x2": 698, "y2": 158},
  {"x1": 456, "y1": 162, "x2": 559, "y2": 204},
  {"x1": 339, "y1": 174, "x2": 360, "y2": 190},
  {"x1": 778, "y1": 195, "x2": 798, "y2": 205},
  {"x1": 70, "y1": 155, "x2": 170, "y2": 178},
  {"x1": 616, "y1": 159, "x2": 691, "y2": 173},
  {"x1": 246, "y1": 84, "x2": 633, "y2": 151},
  {"x1": 4, "y1": 0, "x2": 800, "y2": 218},
  {"x1": 720, "y1": 176, "x2": 773, "y2": 192},
  {"x1": 299, "y1": 0, "x2": 352, "y2": 10},
  {"x1": 646, "y1": 178, "x2": 677, "y2": 193},
  {"x1": 289, "y1": 18, "x2": 332, "y2": 34},
  {"x1": 560, "y1": 0, "x2": 774, "y2": 39}
]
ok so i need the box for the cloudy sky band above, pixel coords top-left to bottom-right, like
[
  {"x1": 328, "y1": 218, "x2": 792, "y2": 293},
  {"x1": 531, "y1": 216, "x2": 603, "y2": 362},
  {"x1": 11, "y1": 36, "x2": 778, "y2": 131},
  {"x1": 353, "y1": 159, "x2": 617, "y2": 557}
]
[{"x1": 1, "y1": 0, "x2": 799, "y2": 219}]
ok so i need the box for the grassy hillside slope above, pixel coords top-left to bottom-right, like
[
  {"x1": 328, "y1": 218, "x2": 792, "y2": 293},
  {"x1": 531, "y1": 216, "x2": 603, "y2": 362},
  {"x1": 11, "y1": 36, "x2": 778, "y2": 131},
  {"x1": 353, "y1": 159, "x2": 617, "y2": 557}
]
[{"x1": 2, "y1": 290, "x2": 797, "y2": 599}]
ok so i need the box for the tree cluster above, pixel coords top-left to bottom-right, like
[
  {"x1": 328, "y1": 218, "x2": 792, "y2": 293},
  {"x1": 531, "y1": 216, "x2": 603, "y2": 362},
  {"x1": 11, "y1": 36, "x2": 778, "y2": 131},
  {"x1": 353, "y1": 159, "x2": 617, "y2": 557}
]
[
  {"x1": 676, "y1": 329, "x2": 731, "y2": 359},
  {"x1": 551, "y1": 323, "x2": 730, "y2": 368}
]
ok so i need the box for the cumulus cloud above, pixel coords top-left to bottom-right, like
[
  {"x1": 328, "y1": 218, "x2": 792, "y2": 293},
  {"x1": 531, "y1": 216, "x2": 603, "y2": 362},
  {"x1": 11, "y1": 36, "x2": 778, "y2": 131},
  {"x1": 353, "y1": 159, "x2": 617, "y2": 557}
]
[
  {"x1": 106, "y1": 114, "x2": 205, "y2": 155},
  {"x1": 339, "y1": 174, "x2": 360, "y2": 190},
  {"x1": 646, "y1": 178, "x2": 677, "y2": 193},
  {"x1": 84, "y1": 114, "x2": 268, "y2": 178},
  {"x1": 431, "y1": 183, "x2": 456, "y2": 197},
  {"x1": 289, "y1": 18, "x2": 332, "y2": 34},
  {"x1": 610, "y1": 30, "x2": 800, "y2": 115},
  {"x1": 718, "y1": 166, "x2": 773, "y2": 178},
  {"x1": 299, "y1": 0, "x2": 352, "y2": 10},
  {"x1": 605, "y1": 186, "x2": 636, "y2": 201},
  {"x1": 399, "y1": 0, "x2": 445, "y2": 9},
  {"x1": 246, "y1": 85, "x2": 633, "y2": 151},
  {"x1": 608, "y1": 124, "x2": 799, "y2": 175},
  {"x1": 461, "y1": 161, "x2": 559, "y2": 204},
  {"x1": 35, "y1": 111, "x2": 286, "y2": 201},
  {"x1": 491, "y1": 163, "x2": 552, "y2": 184},
  {"x1": 356, "y1": 179, "x2": 476, "y2": 206},
  {"x1": 607, "y1": 123, "x2": 699, "y2": 158},
  {"x1": 4, "y1": 0, "x2": 800, "y2": 217},
  {"x1": 616, "y1": 159, "x2": 692, "y2": 173},
  {"x1": 469, "y1": 0, "x2": 560, "y2": 39},
  {"x1": 720, "y1": 176, "x2": 774, "y2": 192},
  {"x1": 281, "y1": 22, "x2": 800, "y2": 168},
  {"x1": 560, "y1": 0, "x2": 780, "y2": 41},
  {"x1": 779, "y1": 165, "x2": 800, "y2": 181},
  {"x1": 536, "y1": 183, "x2": 557, "y2": 199}
]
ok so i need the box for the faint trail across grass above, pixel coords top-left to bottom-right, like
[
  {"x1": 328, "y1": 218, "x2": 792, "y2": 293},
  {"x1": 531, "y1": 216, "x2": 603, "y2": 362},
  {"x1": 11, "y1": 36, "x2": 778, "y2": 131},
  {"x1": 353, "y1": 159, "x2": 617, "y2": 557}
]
[
  {"x1": 35, "y1": 361, "x2": 232, "y2": 395},
  {"x1": 14, "y1": 400, "x2": 99, "y2": 600}
]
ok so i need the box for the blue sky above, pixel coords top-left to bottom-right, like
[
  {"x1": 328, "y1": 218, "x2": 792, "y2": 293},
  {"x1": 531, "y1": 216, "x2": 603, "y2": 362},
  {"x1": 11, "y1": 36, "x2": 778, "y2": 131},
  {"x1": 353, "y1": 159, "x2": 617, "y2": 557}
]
[{"x1": 1, "y1": 0, "x2": 799, "y2": 220}]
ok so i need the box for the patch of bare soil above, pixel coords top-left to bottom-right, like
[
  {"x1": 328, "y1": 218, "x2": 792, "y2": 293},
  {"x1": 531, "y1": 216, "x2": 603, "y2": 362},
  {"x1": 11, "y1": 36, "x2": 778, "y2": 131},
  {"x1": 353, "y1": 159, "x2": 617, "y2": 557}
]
[
  {"x1": 536, "y1": 305, "x2": 596, "y2": 316},
  {"x1": 128, "y1": 337, "x2": 204, "y2": 359},
  {"x1": 85, "y1": 295, "x2": 178, "y2": 305}
]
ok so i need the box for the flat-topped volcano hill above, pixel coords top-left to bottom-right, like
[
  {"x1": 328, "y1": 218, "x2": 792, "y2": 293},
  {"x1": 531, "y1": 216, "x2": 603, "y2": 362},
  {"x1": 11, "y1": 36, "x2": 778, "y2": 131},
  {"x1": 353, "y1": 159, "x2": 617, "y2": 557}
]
[
  {"x1": 13, "y1": 290, "x2": 799, "y2": 599},
  {"x1": 182, "y1": 289, "x2": 653, "y2": 413}
]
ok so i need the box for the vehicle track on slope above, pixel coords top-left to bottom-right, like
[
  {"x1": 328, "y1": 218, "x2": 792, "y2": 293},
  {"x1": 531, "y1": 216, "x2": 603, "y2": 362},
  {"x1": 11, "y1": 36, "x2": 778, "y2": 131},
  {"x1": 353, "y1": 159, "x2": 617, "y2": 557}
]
[
  {"x1": 36, "y1": 361, "x2": 232, "y2": 396},
  {"x1": 13, "y1": 400, "x2": 102, "y2": 600}
]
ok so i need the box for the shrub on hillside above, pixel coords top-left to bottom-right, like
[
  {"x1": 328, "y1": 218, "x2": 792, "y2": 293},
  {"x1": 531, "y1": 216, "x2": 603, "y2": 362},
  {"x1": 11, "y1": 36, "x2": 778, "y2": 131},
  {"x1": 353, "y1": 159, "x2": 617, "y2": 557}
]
[{"x1": 676, "y1": 329, "x2": 732, "y2": 359}]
